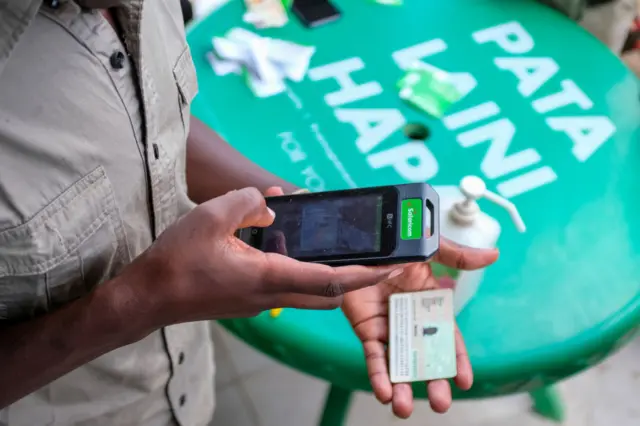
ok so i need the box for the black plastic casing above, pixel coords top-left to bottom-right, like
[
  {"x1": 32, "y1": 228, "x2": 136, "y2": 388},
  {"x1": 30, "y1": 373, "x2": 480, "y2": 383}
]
[
  {"x1": 292, "y1": 0, "x2": 341, "y2": 28},
  {"x1": 237, "y1": 183, "x2": 440, "y2": 266}
]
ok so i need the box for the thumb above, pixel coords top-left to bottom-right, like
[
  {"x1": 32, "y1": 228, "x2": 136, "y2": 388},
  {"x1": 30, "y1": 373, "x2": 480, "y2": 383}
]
[
  {"x1": 205, "y1": 187, "x2": 275, "y2": 235},
  {"x1": 433, "y1": 237, "x2": 499, "y2": 270},
  {"x1": 264, "y1": 186, "x2": 285, "y2": 197}
]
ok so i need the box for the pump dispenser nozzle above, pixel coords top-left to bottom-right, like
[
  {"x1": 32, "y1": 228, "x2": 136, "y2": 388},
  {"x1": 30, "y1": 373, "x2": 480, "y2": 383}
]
[{"x1": 449, "y1": 176, "x2": 526, "y2": 233}]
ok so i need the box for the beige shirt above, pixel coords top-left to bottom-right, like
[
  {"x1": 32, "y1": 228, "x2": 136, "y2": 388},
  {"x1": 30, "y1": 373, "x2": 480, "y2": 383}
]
[
  {"x1": 0, "y1": 1, "x2": 214, "y2": 425},
  {"x1": 538, "y1": 0, "x2": 637, "y2": 53},
  {"x1": 580, "y1": 0, "x2": 637, "y2": 53}
]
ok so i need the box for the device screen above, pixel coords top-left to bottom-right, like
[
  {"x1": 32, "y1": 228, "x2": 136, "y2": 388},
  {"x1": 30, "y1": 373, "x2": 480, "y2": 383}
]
[
  {"x1": 292, "y1": 1, "x2": 341, "y2": 28},
  {"x1": 258, "y1": 190, "x2": 396, "y2": 260}
]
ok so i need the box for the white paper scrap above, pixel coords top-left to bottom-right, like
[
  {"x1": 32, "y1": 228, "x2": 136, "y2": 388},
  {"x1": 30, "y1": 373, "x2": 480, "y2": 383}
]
[{"x1": 209, "y1": 29, "x2": 317, "y2": 98}]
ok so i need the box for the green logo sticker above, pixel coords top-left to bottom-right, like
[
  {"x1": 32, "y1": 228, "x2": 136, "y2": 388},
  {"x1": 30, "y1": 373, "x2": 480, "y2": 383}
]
[{"x1": 401, "y1": 199, "x2": 423, "y2": 240}]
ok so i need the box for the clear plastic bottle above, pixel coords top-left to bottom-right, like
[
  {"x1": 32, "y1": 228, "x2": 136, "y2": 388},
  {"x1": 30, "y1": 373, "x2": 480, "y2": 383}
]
[{"x1": 432, "y1": 176, "x2": 526, "y2": 315}]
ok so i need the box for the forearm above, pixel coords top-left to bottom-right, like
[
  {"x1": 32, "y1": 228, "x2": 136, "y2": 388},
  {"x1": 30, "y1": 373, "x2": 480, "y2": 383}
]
[
  {"x1": 186, "y1": 116, "x2": 298, "y2": 203},
  {"x1": 0, "y1": 273, "x2": 152, "y2": 408}
]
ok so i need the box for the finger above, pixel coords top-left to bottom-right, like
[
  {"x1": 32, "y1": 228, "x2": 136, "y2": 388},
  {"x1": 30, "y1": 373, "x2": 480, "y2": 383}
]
[
  {"x1": 362, "y1": 340, "x2": 393, "y2": 404},
  {"x1": 391, "y1": 383, "x2": 413, "y2": 419},
  {"x1": 453, "y1": 323, "x2": 474, "y2": 390},
  {"x1": 427, "y1": 380, "x2": 452, "y2": 413},
  {"x1": 434, "y1": 237, "x2": 499, "y2": 271},
  {"x1": 205, "y1": 187, "x2": 275, "y2": 234},
  {"x1": 438, "y1": 276, "x2": 457, "y2": 290},
  {"x1": 264, "y1": 186, "x2": 285, "y2": 197},
  {"x1": 332, "y1": 264, "x2": 404, "y2": 294},
  {"x1": 276, "y1": 293, "x2": 342, "y2": 310},
  {"x1": 349, "y1": 315, "x2": 388, "y2": 343},
  {"x1": 262, "y1": 253, "x2": 400, "y2": 296}
]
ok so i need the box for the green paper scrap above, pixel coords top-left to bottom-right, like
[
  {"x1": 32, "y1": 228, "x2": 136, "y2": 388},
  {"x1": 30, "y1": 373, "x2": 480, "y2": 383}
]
[
  {"x1": 241, "y1": 67, "x2": 252, "y2": 92},
  {"x1": 372, "y1": 0, "x2": 403, "y2": 5},
  {"x1": 397, "y1": 66, "x2": 462, "y2": 118}
]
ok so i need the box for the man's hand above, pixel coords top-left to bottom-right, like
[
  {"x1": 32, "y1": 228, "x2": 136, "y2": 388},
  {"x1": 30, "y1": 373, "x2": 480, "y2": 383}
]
[
  {"x1": 343, "y1": 243, "x2": 499, "y2": 418},
  {"x1": 0, "y1": 186, "x2": 399, "y2": 409},
  {"x1": 263, "y1": 187, "x2": 499, "y2": 417},
  {"x1": 132, "y1": 187, "x2": 399, "y2": 327}
]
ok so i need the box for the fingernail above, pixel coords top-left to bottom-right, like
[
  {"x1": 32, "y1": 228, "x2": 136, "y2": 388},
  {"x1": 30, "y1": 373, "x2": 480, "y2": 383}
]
[
  {"x1": 387, "y1": 268, "x2": 404, "y2": 280},
  {"x1": 267, "y1": 207, "x2": 276, "y2": 218},
  {"x1": 438, "y1": 276, "x2": 456, "y2": 290}
]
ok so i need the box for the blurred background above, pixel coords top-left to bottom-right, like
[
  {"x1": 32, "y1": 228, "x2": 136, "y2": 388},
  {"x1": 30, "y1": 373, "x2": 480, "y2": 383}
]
[
  {"x1": 184, "y1": 1, "x2": 640, "y2": 424},
  {"x1": 208, "y1": 323, "x2": 640, "y2": 426}
]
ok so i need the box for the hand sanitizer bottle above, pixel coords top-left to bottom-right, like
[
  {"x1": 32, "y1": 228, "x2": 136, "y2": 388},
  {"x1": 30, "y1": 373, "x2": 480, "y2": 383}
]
[{"x1": 432, "y1": 176, "x2": 526, "y2": 315}]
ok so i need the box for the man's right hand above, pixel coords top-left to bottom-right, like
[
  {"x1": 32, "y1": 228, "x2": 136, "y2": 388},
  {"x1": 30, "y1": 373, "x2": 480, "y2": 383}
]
[
  {"x1": 0, "y1": 187, "x2": 400, "y2": 408},
  {"x1": 128, "y1": 187, "x2": 399, "y2": 328}
]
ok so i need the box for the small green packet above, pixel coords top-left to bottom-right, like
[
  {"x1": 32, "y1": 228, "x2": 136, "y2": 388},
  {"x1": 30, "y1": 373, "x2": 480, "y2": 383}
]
[
  {"x1": 281, "y1": 0, "x2": 293, "y2": 10},
  {"x1": 397, "y1": 65, "x2": 462, "y2": 118}
]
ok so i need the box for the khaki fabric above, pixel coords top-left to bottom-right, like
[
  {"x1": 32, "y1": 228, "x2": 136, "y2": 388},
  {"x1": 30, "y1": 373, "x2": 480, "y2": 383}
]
[
  {"x1": 538, "y1": 0, "x2": 588, "y2": 19},
  {"x1": 0, "y1": 1, "x2": 214, "y2": 425},
  {"x1": 580, "y1": 0, "x2": 637, "y2": 52},
  {"x1": 0, "y1": 0, "x2": 41, "y2": 76},
  {"x1": 537, "y1": 0, "x2": 636, "y2": 53}
]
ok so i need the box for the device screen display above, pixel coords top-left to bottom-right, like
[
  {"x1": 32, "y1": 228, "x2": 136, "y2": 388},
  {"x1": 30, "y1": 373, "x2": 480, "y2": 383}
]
[
  {"x1": 259, "y1": 193, "x2": 391, "y2": 260},
  {"x1": 292, "y1": 0, "x2": 341, "y2": 28}
]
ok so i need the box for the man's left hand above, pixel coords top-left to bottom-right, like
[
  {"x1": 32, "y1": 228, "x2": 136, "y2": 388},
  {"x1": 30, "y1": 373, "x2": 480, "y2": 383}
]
[
  {"x1": 342, "y1": 243, "x2": 498, "y2": 418},
  {"x1": 262, "y1": 187, "x2": 499, "y2": 417}
]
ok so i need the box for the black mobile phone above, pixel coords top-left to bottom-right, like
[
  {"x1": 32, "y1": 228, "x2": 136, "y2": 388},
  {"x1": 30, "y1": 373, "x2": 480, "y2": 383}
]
[
  {"x1": 237, "y1": 183, "x2": 440, "y2": 266},
  {"x1": 292, "y1": 0, "x2": 341, "y2": 28}
]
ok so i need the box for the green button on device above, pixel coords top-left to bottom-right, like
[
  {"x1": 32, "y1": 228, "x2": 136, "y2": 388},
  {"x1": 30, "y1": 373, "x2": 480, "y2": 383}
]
[{"x1": 401, "y1": 199, "x2": 423, "y2": 240}]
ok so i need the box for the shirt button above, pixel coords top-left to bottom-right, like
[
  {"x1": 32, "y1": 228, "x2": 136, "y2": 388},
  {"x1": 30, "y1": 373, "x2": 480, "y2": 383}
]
[
  {"x1": 110, "y1": 51, "x2": 126, "y2": 70},
  {"x1": 178, "y1": 352, "x2": 185, "y2": 365},
  {"x1": 179, "y1": 394, "x2": 187, "y2": 406}
]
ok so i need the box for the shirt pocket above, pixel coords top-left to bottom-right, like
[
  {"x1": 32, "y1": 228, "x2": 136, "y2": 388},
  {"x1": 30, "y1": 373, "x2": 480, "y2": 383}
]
[
  {"x1": 173, "y1": 45, "x2": 198, "y2": 133},
  {"x1": 0, "y1": 167, "x2": 130, "y2": 323}
]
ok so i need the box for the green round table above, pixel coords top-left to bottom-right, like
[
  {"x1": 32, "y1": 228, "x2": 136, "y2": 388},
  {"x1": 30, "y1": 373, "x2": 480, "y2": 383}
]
[{"x1": 187, "y1": 0, "x2": 640, "y2": 423}]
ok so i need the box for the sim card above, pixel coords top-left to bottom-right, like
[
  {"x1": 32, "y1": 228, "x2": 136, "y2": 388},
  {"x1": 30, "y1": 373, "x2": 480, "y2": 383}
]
[{"x1": 389, "y1": 289, "x2": 457, "y2": 383}]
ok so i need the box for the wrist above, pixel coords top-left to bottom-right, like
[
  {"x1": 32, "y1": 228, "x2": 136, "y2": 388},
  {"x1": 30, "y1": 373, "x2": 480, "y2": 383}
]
[{"x1": 94, "y1": 258, "x2": 164, "y2": 345}]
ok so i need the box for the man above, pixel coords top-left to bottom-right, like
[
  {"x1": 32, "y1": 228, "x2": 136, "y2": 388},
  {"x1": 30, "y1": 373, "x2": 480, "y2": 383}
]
[
  {"x1": 0, "y1": 1, "x2": 498, "y2": 425},
  {"x1": 621, "y1": 17, "x2": 639, "y2": 53},
  {"x1": 581, "y1": 0, "x2": 637, "y2": 54},
  {"x1": 180, "y1": 0, "x2": 193, "y2": 25},
  {"x1": 540, "y1": 0, "x2": 637, "y2": 54}
]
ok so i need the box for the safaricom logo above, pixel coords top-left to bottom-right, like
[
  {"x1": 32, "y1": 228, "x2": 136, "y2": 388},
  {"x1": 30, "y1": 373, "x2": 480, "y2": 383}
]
[
  {"x1": 401, "y1": 199, "x2": 422, "y2": 240},
  {"x1": 406, "y1": 204, "x2": 415, "y2": 236}
]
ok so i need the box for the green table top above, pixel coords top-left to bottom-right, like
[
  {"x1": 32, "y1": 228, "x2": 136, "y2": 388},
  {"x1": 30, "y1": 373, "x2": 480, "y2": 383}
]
[{"x1": 188, "y1": 0, "x2": 640, "y2": 397}]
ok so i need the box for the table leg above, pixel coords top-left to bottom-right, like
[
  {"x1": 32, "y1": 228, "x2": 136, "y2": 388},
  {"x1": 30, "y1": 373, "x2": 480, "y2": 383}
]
[
  {"x1": 530, "y1": 385, "x2": 565, "y2": 422},
  {"x1": 318, "y1": 385, "x2": 353, "y2": 426}
]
